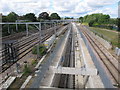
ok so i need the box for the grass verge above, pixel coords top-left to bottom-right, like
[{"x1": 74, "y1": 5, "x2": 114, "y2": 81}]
[{"x1": 89, "y1": 27, "x2": 119, "y2": 48}]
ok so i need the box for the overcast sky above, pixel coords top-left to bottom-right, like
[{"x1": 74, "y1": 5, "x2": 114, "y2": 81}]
[{"x1": 0, "y1": 0, "x2": 119, "y2": 18}]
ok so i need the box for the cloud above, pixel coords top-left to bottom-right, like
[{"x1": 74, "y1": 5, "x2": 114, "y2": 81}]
[
  {"x1": 85, "y1": 6, "x2": 118, "y2": 18},
  {"x1": 85, "y1": 0, "x2": 118, "y2": 8},
  {"x1": 52, "y1": 0, "x2": 80, "y2": 12},
  {"x1": 73, "y1": 1, "x2": 93, "y2": 14},
  {"x1": 0, "y1": 0, "x2": 119, "y2": 18},
  {"x1": 1, "y1": 0, "x2": 51, "y2": 16},
  {"x1": 119, "y1": 1, "x2": 120, "y2": 18}
]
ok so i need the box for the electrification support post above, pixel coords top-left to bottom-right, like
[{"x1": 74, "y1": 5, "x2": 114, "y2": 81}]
[
  {"x1": 46, "y1": 22, "x2": 49, "y2": 34},
  {"x1": 51, "y1": 22, "x2": 52, "y2": 28},
  {"x1": 16, "y1": 21, "x2": 18, "y2": 32},
  {"x1": 44, "y1": 22, "x2": 46, "y2": 30},
  {"x1": 54, "y1": 22, "x2": 56, "y2": 37},
  {"x1": 37, "y1": 23, "x2": 41, "y2": 59},
  {"x1": 16, "y1": 63, "x2": 19, "y2": 74},
  {"x1": 37, "y1": 43, "x2": 40, "y2": 59},
  {"x1": 52, "y1": 22, "x2": 54, "y2": 28},
  {"x1": 8, "y1": 24, "x2": 10, "y2": 34},
  {"x1": 39, "y1": 23, "x2": 42, "y2": 44},
  {"x1": 57, "y1": 21, "x2": 58, "y2": 27},
  {"x1": 26, "y1": 23, "x2": 28, "y2": 36}
]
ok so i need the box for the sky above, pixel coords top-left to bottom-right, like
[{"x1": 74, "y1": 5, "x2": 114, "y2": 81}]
[
  {"x1": 118, "y1": 1, "x2": 120, "y2": 18},
  {"x1": 0, "y1": 0, "x2": 119, "y2": 18}
]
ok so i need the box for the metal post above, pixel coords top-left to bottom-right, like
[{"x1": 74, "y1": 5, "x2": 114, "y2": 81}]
[
  {"x1": 44, "y1": 23, "x2": 46, "y2": 30},
  {"x1": 52, "y1": 22, "x2": 54, "y2": 27},
  {"x1": 16, "y1": 22, "x2": 18, "y2": 32},
  {"x1": 8, "y1": 24, "x2": 10, "y2": 34},
  {"x1": 54, "y1": 22, "x2": 56, "y2": 37},
  {"x1": 26, "y1": 23, "x2": 28, "y2": 36},
  {"x1": 16, "y1": 63, "x2": 19, "y2": 74},
  {"x1": 46, "y1": 22, "x2": 49, "y2": 34},
  {"x1": 37, "y1": 45, "x2": 40, "y2": 59},
  {"x1": 57, "y1": 21, "x2": 58, "y2": 27},
  {"x1": 51, "y1": 22, "x2": 52, "y2": 28},
  {"x1": 37, "y1": 23, "x2": 41, "y2": 58},
  {"x1": 39, "y1": 23, "x2": 41, "y2": 43}
]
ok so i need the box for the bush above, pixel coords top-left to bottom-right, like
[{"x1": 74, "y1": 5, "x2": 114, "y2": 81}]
[
  {"x1": 23, "y1": 64, "x2": 31, "y2": 74},
  {"x1": 31, "y1": 59, "x2": 37, "y2": 65},
  {"x1": 88, "y1": 21, "x2": 94, "y2": 27},
  {"x1": 32, "y1": 45, "x2": 47, "y2": 56}
]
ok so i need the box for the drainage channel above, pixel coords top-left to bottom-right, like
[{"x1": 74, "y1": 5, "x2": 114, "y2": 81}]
[{"x1": 58, "y1": 25, "x2": 73, "y2": 88}]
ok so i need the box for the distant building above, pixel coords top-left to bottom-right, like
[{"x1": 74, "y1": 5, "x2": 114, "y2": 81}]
[{"x1": 118, "y1": 1, "x2": 120, "y2": 18}]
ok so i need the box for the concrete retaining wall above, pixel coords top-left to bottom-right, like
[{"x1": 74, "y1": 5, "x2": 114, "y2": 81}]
[
  {"x1": 88, "y1": 29, "x2": 112, "y2": 50},
  {"x1": 84, "y1": 26, "x2": 112, "y2": 49},
  {"x1": 95, "y1": 34, "x2": 112, "y2": 49}
]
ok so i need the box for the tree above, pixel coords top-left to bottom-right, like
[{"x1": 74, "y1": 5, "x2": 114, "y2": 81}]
[
  {"x1": 2, "y1": 15, "x2": 7, "y2": 22},
  {"x1": 65, "y1": 17, "x2": 74, "y2": 19},
  {"x1": 7, "y1": 12, "x2": 18, "y2": 22},
  {"x1": 38, "y1": 12, "x2": 50, "y2": 20},
  {"x1": 82, "y1": 13, "x2": 110, "y2": 25},
  {"x1": 79, "y1": 17, "x2": 83, "y2": 23},
  {"x1": 98, "y1": 14, "x2": 110, "y2": 24},
  {"x1": 23, "y1": 13, "x2": 37, "y2": 22},
  {"x1": 109, "y1": 19, "x2": 117, "y2": 25},
  {"x1": 50, "y1": 13, "x2": 61, "y2": 20},
  {"x1": 118, "y1": 18, "x2": 120, "y2": 31},
  {"x1": 88, "y1": 20, "x2": 94, "y2": 27}
]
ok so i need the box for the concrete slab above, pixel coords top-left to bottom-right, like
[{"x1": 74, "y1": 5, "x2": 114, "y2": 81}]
[
  {"x1": 72, "y1": 23, "x2": 104, "y2": 88},
  {"x1": 0, "y1": 76, "x2": 16, "y2": 89},
  {"x1": 20, "y1": 75, "x2": 32, "y2": 89},
  {"x1": 50, "y1": 66, "x2": 98, "y2": 75},
  {"x1": 39, "y1": 27, "x2": 71, "y2": 87}
]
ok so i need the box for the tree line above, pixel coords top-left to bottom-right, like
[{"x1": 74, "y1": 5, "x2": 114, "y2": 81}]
[
  {"x1": 79, "y1": 13, "x2": 118, "y2": 30},
  {"x1": 2, "y1": 12, "x2": 61, "y2": 36},
  {"x1": 2, "y1": 12, "x2": 61, "y2": 22}
]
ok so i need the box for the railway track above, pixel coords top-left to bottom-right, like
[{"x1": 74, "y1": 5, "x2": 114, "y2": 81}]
[
  {"x1": 1, "y1": 25, "x2": 65, "y2": 62},
  {"x1": 1, "y1": 25, "x2": 61, "y2": 51},
  {"x1": 0, "y1": 25, "x2": 68, "y2": 73},
  {"x1": 77, "y1": 24, "x2": 120, "y2": 87},
  {"x1": 1, "y1": 31, "x2": 54, "y2": 73},
  {"x1": 58, "y1": 25, "x2": 73, "y2": 88},
  {"x1": 1, "y1": 27, "x2": 56, "y2": 65}
]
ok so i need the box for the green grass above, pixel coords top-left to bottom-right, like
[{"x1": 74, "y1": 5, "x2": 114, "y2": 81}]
[
  {"x1": 89, "y1": 27, "x2": 119, "y2": 48},
  {"x1": 82, "y1": 22, "x2": 88, "y2": 26}
]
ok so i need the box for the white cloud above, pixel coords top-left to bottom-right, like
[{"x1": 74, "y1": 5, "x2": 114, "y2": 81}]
[
  {"x1": 0, "y1": 0, "x2": 119, "y2": 18},
  {"x1": 52, "y1": 0, "x2": 80, "y2": 12},
  {"x1": 85, "y1": 0, "x2": 118, "y2": 7},
  {"x1": 0, "y1": 0, "x2": 51, "y2": 16},
  {"x1": 73, "y1": 1, "x2": 93, "y2": 14},
  {"x1": 86, "y1": 7, "x2": 118, "y2": 18}
]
